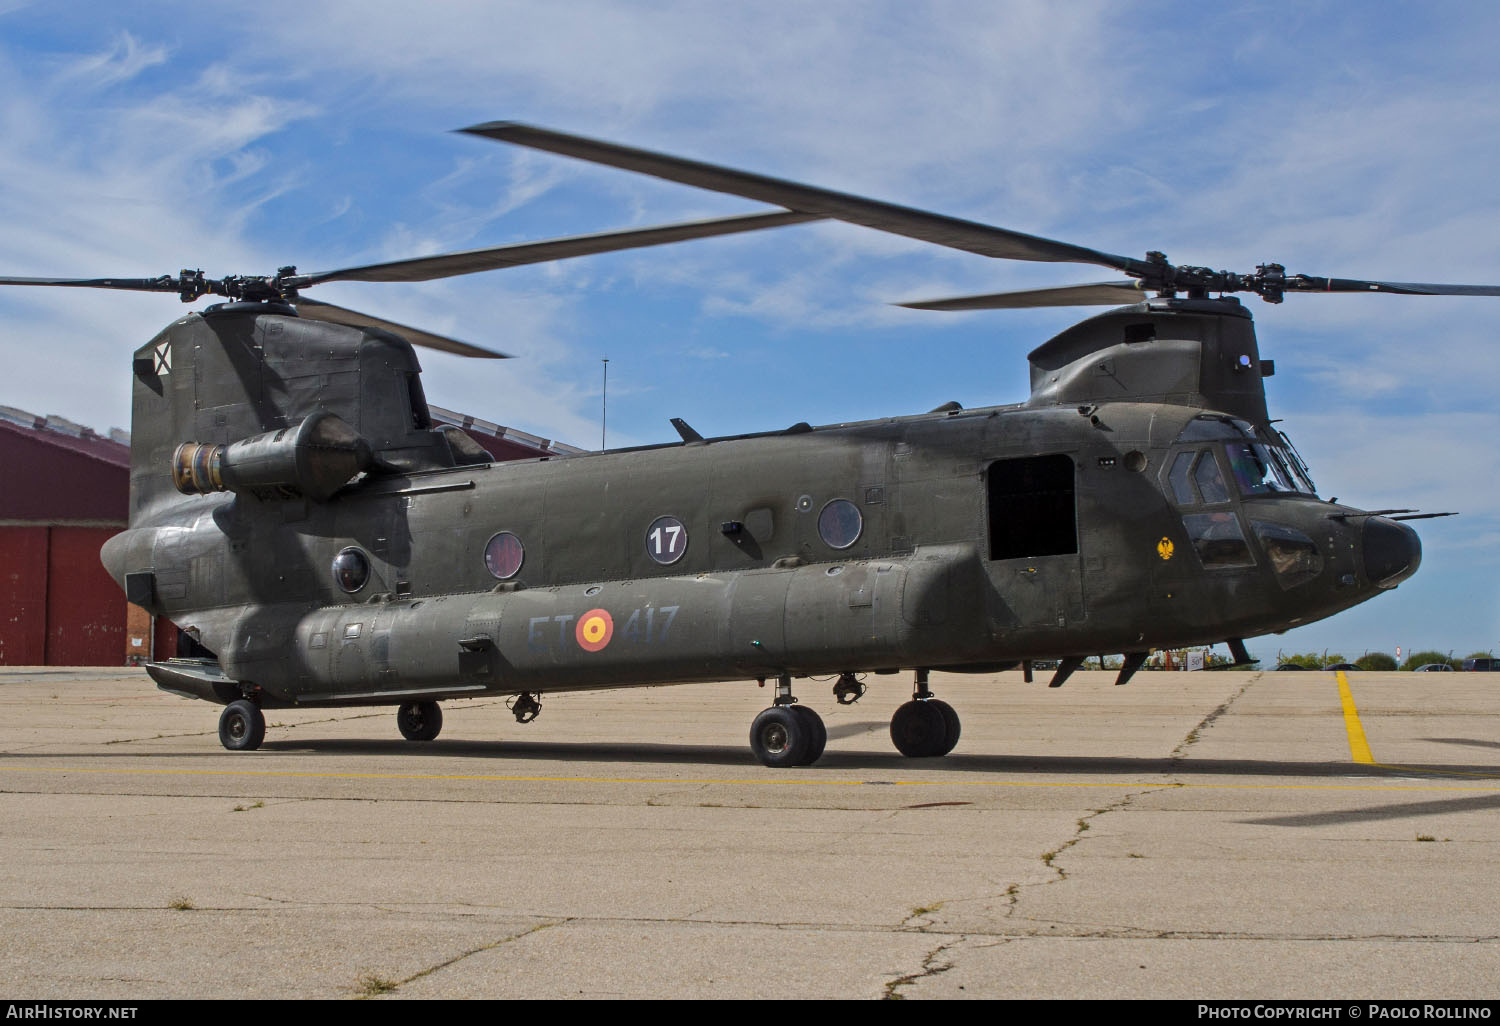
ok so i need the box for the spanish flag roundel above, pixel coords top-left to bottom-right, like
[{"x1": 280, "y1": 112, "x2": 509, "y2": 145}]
[{"x1": 576, "y1": 608, "x2": 614, "y2": 652}]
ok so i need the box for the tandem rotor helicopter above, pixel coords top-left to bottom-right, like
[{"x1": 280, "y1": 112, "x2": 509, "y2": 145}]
[{"x1": 3, "y1": 122, "x2": 1489, "y2": 766}]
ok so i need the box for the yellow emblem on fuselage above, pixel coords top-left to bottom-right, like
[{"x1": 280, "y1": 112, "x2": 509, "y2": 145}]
[{"x1": 1157, "y1": 537, "x2": 1174, "y2": 560}]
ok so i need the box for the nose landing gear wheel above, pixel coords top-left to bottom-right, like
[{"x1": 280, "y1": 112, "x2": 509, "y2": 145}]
[
  {"x1": 397, "y1": 701, "x2": 443, "y2": 741},
  {"x1": 890, "y1": 698, "x2": 960, "y2": 757},
  {"x1": 218, "y1": 699, "x2": 265, "y2": 752}
]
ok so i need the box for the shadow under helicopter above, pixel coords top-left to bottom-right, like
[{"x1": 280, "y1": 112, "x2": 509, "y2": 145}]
[
  {"x1": 1243, "y1": 793, "x2": 1500, "y2": 828},
  {"x1": 8, "y1": 734, "x2": 1496, "y2": 786},
  {"x1": 1420, "y1": 737, "x2": 1500, "y2": 753},
  {"x1": 184, "y1": 736, "x2": 1498, "y2": 781}
]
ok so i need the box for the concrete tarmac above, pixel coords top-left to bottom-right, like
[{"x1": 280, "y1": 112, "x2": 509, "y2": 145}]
[{"x1": 0, "y1": 666, "x2": 1496, "y2": 1000}]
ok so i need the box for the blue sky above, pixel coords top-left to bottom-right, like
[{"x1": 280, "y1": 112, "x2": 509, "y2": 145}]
[{"x1": 1, "y1": 1, "x2": 1497, "y2": 661}]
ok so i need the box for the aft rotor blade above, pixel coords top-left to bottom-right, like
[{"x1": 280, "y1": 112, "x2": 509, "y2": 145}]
[
  {"x1": 1285, "y1": 277, "x2": 1500, "y2": 297},
  {"x1": 462, "y1": 122, "x2": 1140, "y2": 272},
  {"x1": 299, "y1": 210, "x2": 821, "y2": 285},
  {"x1": 899, "y1": 280, "x2": 1146, "y2": 310},
  {"x1": 294, "y1": 298, "x2": 510, "y2": 359}
]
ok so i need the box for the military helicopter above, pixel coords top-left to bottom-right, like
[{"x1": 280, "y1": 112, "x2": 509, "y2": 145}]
[{"x1": 3, "y1": 122, "x2": 1488, "y2": 766}]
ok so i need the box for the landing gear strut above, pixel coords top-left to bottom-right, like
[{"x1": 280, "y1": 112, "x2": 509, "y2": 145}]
[
  {"x1": 749, "y1": 674, "x2": 827, "y2": 768},
  {"x1": 397, "y1": 701, "x2": 443, "y2": 741},
  {"x1": 889, "y1": 669, "x2": 961, "y2": 758},
  {"x1": 218, "y1": 698, "x2": 265, "y2": 751}
]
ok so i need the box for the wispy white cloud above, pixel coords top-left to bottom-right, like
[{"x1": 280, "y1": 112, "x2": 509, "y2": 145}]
[{"x1": 51, "y1": 31, "x2": 166, "y2": 88}]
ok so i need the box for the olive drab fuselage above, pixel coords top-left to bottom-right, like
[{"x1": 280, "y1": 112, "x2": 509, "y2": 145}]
[{"x1": 102, "y1": 295, "x2": 1420, "y2": 710}]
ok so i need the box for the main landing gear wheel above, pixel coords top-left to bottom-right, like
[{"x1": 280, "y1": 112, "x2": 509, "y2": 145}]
[
  {"x1": 397, "y1": 701, "x2": 443, "y2": 741},
  {"x1": 792, "y1": 705, "x2": 827, "y2": 764},
  {"x1": 218, "y1": 699, "x2": 265, "y2": 752},
  {"x1": 890, "y1": 699, "x2": 961, "y2": 758},
  {"x1": 750, "y1": 704, "x2": 827, "y2": 768}
]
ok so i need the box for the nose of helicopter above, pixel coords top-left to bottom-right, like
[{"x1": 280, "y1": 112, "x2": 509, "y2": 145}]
[{"x1": 1362, "y1": 516, "x2": 1421, "y2": 588}]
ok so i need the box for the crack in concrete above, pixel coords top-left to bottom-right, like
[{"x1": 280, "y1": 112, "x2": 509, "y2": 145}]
[
  {"x1": 1171, "y1": 677, "x2": 1256, "y2": 760},
  {"x1": 968, "y1": 924, "x2": 1500, "y2": 943},
  {"x1": 358, "y1": 918, "x2": 572, "y2": 998},
  {"x1": 883, "y1": 936, "x2": 963, "y2": 999},
  {"x1": 3, "y1": 900, "x2": 1495, "y2": 947},
  {"x1": 103, "y1": 731, "x2": 214, "y2": 745},
  {"x1": 998, "y1": 882, "x2": 1022, "y2": 918},
  {"x1": 644, "y1": 782, "x2": 712, "y2": 807},
  {"x1": 966, "y1": 679, "x2": 1259, "y2": 931},
  {"x1": 898, "y1": 899, "x2": 947, "y2": 931},
  {"x1": 1037, "y1": 787, "x2": 1169, "y2": 882}
]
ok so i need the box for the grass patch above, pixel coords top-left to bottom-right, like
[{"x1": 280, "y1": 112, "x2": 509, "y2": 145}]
[
  {"x1": 167, "y1": 896, "x2": 195, "y2": 911},
  {"x1": 355, "y1": 972, "x2": 400, "y2": 996}
]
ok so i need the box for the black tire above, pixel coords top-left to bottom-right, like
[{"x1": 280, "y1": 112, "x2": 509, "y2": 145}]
[
  {"x1": 929, "y1": 698, "x2": 961, "y2": 756},
  {"x1": 792, "y1": 705, "x2": 828, "y2": 765},
  {"x1": 749, "y1": 706, "x2": 810, "y2": 768},
  {"x1": 219, "y1": 699, "x2": 265, "y2": 752},
  {"x1": 890, "y1": 699, "x2": 949, "y2": 758},
  {"x1": 397, "y1": 701, "x2": 443, "y2": 741}
]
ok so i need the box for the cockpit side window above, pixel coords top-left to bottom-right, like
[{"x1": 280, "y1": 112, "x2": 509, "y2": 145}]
[
  {"x1": 1250, "y1": 520, "x2": 1322, "y2": 588},
  {"x1": 1165, "y1": 448, "x2": 1231, "y2": 506},
  {"x1": 1183, "y1": 512, "x2": 1255, "y2": 568},
  {"x1": 1163, "y1": 447, "x2": 1255, "y2": 569},
  {"x1": 1167, "y1": 451, "x2": 1198, "y2": 505},
  {"x1": 1193, "y1": 451, "x2": 1231, "y2": 503}
]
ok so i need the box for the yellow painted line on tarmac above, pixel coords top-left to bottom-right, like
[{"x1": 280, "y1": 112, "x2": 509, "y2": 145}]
[
  {"x1": 1329, "y1": 673, "x2": 1500, "y2": 778},
  {"x1": 1336, "y1": 670, "x2": 1375, "y2": 764},
  {"x1": 0, "y1": 763, "x2": 1496, "y2": 792}
]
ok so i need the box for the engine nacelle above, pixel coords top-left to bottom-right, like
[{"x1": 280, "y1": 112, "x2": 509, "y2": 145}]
[{"x1": 172, "y1": 411, "x2": 373, "y2": 502}]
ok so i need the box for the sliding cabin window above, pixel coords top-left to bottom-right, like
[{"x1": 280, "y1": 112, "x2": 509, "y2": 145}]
[{"x1": 987, "y1": 455, "x2": 1078, "y2": 560}]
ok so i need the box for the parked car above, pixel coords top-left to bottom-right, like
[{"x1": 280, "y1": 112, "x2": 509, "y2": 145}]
[
  {"x1": 1414, "y1": 663, "x2": 1454, "y2": 672},
  {"x1": 1275, "y1": 663, "x2": 1306, "y2": 670},
  {"x1": 1461, "y1": 658, "x2": 1498, "y2": 671},
  {"x1": 1324, "y1": 663, "x2": 1360, "y2": 671}
]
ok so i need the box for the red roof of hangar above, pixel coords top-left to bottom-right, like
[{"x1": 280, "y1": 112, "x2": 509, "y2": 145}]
[{"x1": 0, "y1": 412, "x2": 129, "y2": 523}]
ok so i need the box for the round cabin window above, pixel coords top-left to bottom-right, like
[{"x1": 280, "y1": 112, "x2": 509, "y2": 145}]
[
  {"x1": 331, "y1": 547, "x2": 371, "y2": 593},
  {"x1": 483, "y1": 532, "x2": 525, "y2": 579},
  {"x1": 818, "y1": 499, "x2": 863, "y2": 550}
]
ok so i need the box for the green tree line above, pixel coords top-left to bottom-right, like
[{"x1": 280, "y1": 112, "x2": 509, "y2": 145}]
[{"x1": 1273, "y1": 650, "x2": 1495, "y2": 670}]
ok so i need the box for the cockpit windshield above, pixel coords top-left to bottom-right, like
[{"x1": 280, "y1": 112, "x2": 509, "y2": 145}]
[
  {"x1": 1170, "y1": 417, "x2": 1318, "y2": 497},
  {"x1": 1271, "y1": 430, "x2": 1318, "y2": 493},
  {"x1": 1226, "y1": 442, "x2": 1295, "y2": 496}
]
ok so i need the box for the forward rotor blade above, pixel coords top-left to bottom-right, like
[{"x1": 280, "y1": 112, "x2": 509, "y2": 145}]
[
  {"x1": 899, "y1": 280, "x2": 1146, "y2": 310},
  {"x1": 462, "y1": 122, "x2": 1139, "y2": 272},
  {"x1": 0, "y1": 274, "x2": 183, "y2": 293},
  {"x1": 1285, "y1": 277, "x2": 1500, "y2": 297},
  {"x1": 294, "y1": 298, "x2": 510, "y2": 359},
  {"x1": 299, "y1": 210, "x2": 821, "y2": 285}
]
